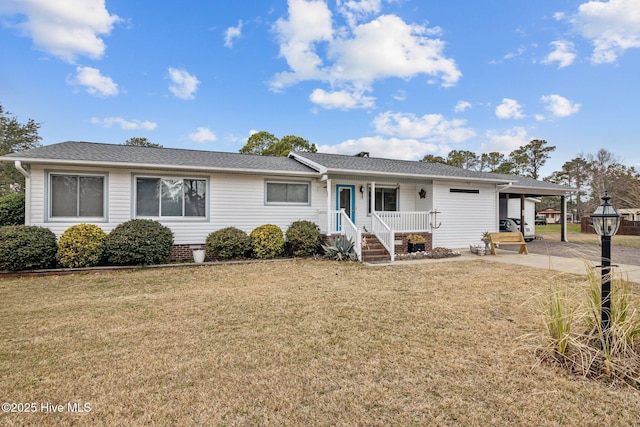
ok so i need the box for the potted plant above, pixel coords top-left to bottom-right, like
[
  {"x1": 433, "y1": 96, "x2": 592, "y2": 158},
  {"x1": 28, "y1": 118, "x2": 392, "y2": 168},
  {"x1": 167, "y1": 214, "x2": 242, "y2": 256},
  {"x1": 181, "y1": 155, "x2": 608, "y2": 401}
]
[
  {"x1": 407, "y1": 234, "x2": 427, "y2": 253},
  {"x1": 481, "y1": 231, "x2": 491, "y2": 252}
]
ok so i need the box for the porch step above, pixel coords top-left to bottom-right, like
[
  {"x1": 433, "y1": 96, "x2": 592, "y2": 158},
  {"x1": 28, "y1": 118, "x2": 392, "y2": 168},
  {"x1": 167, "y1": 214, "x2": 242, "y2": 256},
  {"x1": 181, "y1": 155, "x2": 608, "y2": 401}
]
[{"x1": 361, "y1": 234, "x2": 391, "y2": 262}]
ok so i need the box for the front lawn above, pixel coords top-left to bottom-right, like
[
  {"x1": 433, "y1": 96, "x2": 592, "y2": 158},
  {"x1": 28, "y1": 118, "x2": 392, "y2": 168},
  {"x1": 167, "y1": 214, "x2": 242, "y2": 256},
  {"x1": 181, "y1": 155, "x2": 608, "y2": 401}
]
[{"x1": 1, "y1": 260, "x2": 639, "y2": 425}]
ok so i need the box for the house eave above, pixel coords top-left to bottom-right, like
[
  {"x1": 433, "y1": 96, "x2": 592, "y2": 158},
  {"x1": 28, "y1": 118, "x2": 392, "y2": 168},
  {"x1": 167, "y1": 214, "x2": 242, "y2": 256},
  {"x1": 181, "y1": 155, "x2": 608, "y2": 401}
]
[
  {"x1": 324, "y1": 167, "x2": 513, "y2": 184},
  {"x1": 1, "y1": 157, "x2": 320, "y2": 177}
]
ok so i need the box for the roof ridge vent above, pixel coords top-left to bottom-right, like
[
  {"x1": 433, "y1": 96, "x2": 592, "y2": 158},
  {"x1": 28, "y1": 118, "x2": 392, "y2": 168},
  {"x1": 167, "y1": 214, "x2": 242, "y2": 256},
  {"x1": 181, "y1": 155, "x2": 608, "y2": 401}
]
[{"x1": 355, "y1": 151, "x2": 369, "y2": 157}]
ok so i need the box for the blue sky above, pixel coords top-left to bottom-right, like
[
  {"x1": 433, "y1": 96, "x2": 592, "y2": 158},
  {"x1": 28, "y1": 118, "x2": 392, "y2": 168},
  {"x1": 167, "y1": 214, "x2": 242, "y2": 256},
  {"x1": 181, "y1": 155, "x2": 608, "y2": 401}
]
[{"x1": 1, "y1": 0, "x2": 639, "y2": 178}]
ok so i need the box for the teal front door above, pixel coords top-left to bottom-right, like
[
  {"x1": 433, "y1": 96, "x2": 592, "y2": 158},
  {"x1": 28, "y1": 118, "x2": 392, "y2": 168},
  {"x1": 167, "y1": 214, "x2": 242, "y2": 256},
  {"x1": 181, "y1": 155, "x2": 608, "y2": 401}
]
[{"x1": 336, "y1": 185, "x2": 355, "y2": 231}]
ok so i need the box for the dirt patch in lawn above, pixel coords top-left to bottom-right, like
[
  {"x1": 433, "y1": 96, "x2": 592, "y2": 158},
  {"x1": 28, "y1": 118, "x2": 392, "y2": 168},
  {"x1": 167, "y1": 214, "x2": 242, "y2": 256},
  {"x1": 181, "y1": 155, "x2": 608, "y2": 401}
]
[{"x1": 1, "y1": 260, "x2": 639, "y2": 425}]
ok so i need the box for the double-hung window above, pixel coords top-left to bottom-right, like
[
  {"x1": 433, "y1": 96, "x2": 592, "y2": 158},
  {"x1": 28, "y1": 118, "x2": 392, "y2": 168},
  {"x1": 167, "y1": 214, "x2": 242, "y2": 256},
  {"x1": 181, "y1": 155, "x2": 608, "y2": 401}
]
[
  {"x1": 135, "y1": 176, "x2": 207, "y2": 218},
  {"x1": 49, "y1": 173, "x2": 106, "y2": 219},
  {"x1": 367, "y1": 186, "x2": 398, "y2": 213},
  {"x1": 265, "y1": 181, "x2": 310, "y2": 205}
]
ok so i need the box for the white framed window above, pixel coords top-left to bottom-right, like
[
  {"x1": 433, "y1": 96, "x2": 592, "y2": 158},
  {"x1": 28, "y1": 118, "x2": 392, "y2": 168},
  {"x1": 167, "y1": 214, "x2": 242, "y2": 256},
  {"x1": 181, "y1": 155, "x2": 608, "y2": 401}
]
[
  {"x1": 265, "y1": 181, "x2": 310, "y2": 205},
  {"x1": 368, "y1": 186, "x2": 398, "y2": 213},
  {"x1": 135, "y1": 176, "x2": 207, "y2": 218},
  {"x1": 48, "y1": 172, "x2": 106, "y2": 219}
]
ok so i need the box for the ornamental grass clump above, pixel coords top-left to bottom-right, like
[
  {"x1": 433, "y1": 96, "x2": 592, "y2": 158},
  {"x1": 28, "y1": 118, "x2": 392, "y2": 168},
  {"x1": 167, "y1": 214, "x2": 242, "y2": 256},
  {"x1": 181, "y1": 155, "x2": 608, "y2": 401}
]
[
  {"x1": 250, "y1": 224, "x2": 284, "y2": 259},
  {"x1": 205, "y1": 227, "x2": 251, "y2": 260},
  {"x1": 56, "y1": 224, "x2": 107, "y2": 268},
  {"x1": 534, "y1": 263, "x2": 640, "y2": 389},
  {"x1": 0, "y1": 225, "x2": 57, "y2": 271}
]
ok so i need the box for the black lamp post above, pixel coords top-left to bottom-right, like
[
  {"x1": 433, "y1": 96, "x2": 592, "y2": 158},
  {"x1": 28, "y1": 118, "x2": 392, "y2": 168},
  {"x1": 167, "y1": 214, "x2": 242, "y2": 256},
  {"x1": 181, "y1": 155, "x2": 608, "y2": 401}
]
[{"x1": 590, "y1": 191, "x2": 621, "y2": 343}]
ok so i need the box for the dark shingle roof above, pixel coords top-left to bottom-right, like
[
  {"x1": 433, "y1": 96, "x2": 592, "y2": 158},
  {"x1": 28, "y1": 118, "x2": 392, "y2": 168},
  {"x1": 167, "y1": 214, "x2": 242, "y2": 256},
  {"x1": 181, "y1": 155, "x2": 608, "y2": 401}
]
[
  {"x1": 2, "y1": 141, "x2": 317, "y2": 174},
  {"x1": 292, "y1": 151, "x2": 501, "y2": 179},
  {"x1": 1, "y1": 141, "x2": 573, "y2": 194},
  {"x1": 293, "y1": 152, "x2": 573, "y2": 194}
]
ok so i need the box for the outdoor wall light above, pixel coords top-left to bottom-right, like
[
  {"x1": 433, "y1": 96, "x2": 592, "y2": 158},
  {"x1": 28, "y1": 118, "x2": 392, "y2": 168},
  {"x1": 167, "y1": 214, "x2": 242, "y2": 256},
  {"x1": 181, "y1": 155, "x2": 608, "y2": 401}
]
[
  {"x1": 418, "y1": 188, "x2": 426, "y2": 199},
  {"x1": 590, "y1": 191, "x2": 621, "y2": 345}
]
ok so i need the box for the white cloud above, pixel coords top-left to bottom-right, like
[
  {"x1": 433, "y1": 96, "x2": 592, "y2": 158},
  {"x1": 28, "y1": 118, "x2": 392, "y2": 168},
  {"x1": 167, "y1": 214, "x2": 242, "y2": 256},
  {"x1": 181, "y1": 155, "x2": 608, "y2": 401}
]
[
  {"x1": 495, "y1": 98, "x2": 525, "y2": 119},
  {"x1": 224, "y1": 20, "x2": 243, "y2": 48},
  {"x1": 479, "y1": 127, "x2": 530, "y2": 154},
  {"x1": 168, "y1": 67, "x2": 200, "y2": 100},
  {"x1": 309, "y1": 88, "x2": 375, "y2": 109},
  {"x1": 270, "y1": 0, "x2": 333, "y2": 91},
  {"x1": 571, "y1": 0, "x2": 640, "y2": 63},
  {"x1": 373, "y1": 111, "x2": 476, "y2": 143},
  {"x1": 318, "y1": 136, "x2": 440, "y2": 161},
  {"x1": 188, "y1": 127, "x2": 217, "y2": 143},
  {"x1": 0, "y1": 0, "x2": 120, "y2": 62},
  {"x1": 328, "y1": 14, "x2": 460, "y2": 87},
  {"x1": 542, "y1": 40, "x2": 577, "y2": 68},
  {"x1": 90, "y1": 117, "x2": 157, "y2": 130},
  {"x1": 454, "y1": 100, "x2": 472, "y2": 113},
  {"x1": 70, "y1": 66, "x2": 119, "y2": 97},
  {"x1": 540, "y1": 94, "x2": 581, "y2": 117},
  {"x1": 336, "y1": 0, "x2": 382, "y2": 27},
  {"x1": 270, "y1": 0, "x2": 461, "y2": 109}
]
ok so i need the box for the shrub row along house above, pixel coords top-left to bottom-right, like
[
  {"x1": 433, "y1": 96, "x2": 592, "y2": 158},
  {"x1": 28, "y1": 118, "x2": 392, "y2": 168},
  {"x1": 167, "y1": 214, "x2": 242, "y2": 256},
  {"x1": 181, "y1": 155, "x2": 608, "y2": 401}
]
[{"x1": 1, "y1": 141, "x2": 573, "y2": 262}]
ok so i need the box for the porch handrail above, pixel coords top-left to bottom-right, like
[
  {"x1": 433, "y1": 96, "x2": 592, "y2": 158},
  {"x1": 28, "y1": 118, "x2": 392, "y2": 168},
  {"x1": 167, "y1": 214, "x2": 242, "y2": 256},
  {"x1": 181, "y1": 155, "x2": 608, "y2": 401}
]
[
  {"x1": 371, "y1": 211, "x2": 395, "y2": 262},
  {"x1": 339, "y1": 209, "x2": 362, "y2": 261},
  {"x1": 376, "y1": 211, "x2": 431, "y2": 233}
]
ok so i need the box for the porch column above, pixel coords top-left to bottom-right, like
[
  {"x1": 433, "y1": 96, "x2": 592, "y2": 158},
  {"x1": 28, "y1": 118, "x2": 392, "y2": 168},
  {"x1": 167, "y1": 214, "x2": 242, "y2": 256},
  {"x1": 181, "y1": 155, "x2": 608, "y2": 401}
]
[
  {"x1": 520, "y1": 194, "x2": 526, "y2": 237},
  {"x1": 326, "y1": 178, "x2": 332, "y2": 235},
  {"x1": 561, "y1": 194, "x2": 568, "y2": 242},
  {"x1": 370, "y1": 181, "x2": 375, "y2": 215}
]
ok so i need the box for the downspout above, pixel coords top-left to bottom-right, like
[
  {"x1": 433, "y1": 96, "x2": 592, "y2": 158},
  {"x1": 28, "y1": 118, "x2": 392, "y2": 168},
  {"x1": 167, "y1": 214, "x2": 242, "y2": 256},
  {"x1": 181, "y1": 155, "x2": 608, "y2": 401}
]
[{"x1": 14, "y1": 161, "x2": 31, "y2": 225}]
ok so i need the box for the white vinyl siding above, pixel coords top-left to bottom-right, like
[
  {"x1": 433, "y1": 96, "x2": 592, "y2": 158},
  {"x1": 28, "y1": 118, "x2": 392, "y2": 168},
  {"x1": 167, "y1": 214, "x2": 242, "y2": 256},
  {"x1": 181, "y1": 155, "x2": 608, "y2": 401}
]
[
  {"x1": 431, "y1": 180, "x2": 497, "y2": 248},
  {"x1": 28, "y1": 167, "x2": 322, "y2": 245}
]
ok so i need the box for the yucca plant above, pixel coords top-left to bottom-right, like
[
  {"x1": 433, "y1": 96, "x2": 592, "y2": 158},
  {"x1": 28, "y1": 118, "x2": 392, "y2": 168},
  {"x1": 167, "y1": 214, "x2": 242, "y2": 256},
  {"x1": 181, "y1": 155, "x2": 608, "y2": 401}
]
[{"x1": 322, "y1": 235, "x2": 357, "y2": 261}]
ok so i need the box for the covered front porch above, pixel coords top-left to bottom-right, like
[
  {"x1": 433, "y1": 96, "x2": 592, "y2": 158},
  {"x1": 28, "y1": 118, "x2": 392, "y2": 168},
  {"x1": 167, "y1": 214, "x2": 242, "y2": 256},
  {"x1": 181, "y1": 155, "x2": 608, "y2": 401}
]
[{"x1": 316, "y1": 178, "x2": 441, "y2": 261}]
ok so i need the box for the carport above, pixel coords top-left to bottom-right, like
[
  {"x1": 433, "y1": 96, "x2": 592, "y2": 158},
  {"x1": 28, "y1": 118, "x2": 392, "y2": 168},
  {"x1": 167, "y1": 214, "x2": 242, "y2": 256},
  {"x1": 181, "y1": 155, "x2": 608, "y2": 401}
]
[{"x1": 496, "y1": 175, "x2": 575, "y2": 242}]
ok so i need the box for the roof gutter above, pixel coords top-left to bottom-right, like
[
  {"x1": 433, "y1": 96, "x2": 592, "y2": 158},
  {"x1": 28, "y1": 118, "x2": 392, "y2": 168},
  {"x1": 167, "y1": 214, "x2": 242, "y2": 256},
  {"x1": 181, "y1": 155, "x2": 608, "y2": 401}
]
[
  {"x1": 3, "y1": 157, "x2": 318, "y2": 177},
  {"x1": 497, "y1": 182, "x2": 513, "y2": 191},
  {"x1": 324, "y1": 167, "x2": 511, "y2": 184}
]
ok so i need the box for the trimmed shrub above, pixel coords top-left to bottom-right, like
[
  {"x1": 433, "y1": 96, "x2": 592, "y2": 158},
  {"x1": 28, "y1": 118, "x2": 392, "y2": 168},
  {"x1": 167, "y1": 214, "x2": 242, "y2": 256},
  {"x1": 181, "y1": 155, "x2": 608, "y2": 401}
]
[
  {"x1": 57, "y1": 224, "x2": 107, "y2": 268},
  {"x1": 104, "y1": 219, "x2": 174, "y2": 266},
  {"x1": 285, "y1": 220, "x2": 322, "y2": 257},
  {"x1": 205, "y1": 227, "x2": 251, "y2": 260},
  {"x1": 250, "y1": 224, "x2": 284, "y2": 259},
  {"x1": 0, "y1": 193, "x2": 25, "y2": 226},
  {"x1": 0, "y1": 225, "x2": 57, "y2": 271}
]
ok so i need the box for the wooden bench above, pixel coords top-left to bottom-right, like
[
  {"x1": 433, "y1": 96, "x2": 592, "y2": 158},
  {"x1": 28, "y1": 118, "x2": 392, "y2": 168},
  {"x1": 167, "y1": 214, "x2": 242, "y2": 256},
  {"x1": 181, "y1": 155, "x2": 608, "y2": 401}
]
[{"x1": 488, "y1": 232, "x2": 528, "y2": 255}]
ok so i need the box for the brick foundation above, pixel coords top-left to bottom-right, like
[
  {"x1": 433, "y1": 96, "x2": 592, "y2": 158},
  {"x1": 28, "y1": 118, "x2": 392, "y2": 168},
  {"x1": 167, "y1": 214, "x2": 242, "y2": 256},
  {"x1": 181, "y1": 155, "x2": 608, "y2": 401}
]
[
  {"x1": 170, "y1": 244, "x2": 206, "y2": 262},
  {"x1": 394, "y1": 232, "x2": 433, "y2": 254}
]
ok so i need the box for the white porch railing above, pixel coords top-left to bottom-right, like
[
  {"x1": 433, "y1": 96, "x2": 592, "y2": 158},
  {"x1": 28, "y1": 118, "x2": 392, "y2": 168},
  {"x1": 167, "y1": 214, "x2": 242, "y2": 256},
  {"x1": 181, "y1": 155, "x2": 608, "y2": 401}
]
[
  {"x1": 339, "y1": 209, "x2": 362, "y2": 261},
  {"x1": 318, "y1": 209, "x2": 362, "y2": 261},
  {"x1": 376, "y1": 211, "x2": 432, "y2": 233},
  {"x1": 371, "y1": 212, "x2": 395, "y2": 262},
  {"x1": 317, "y1": 210, "x2": 434, "y2": 263}
]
